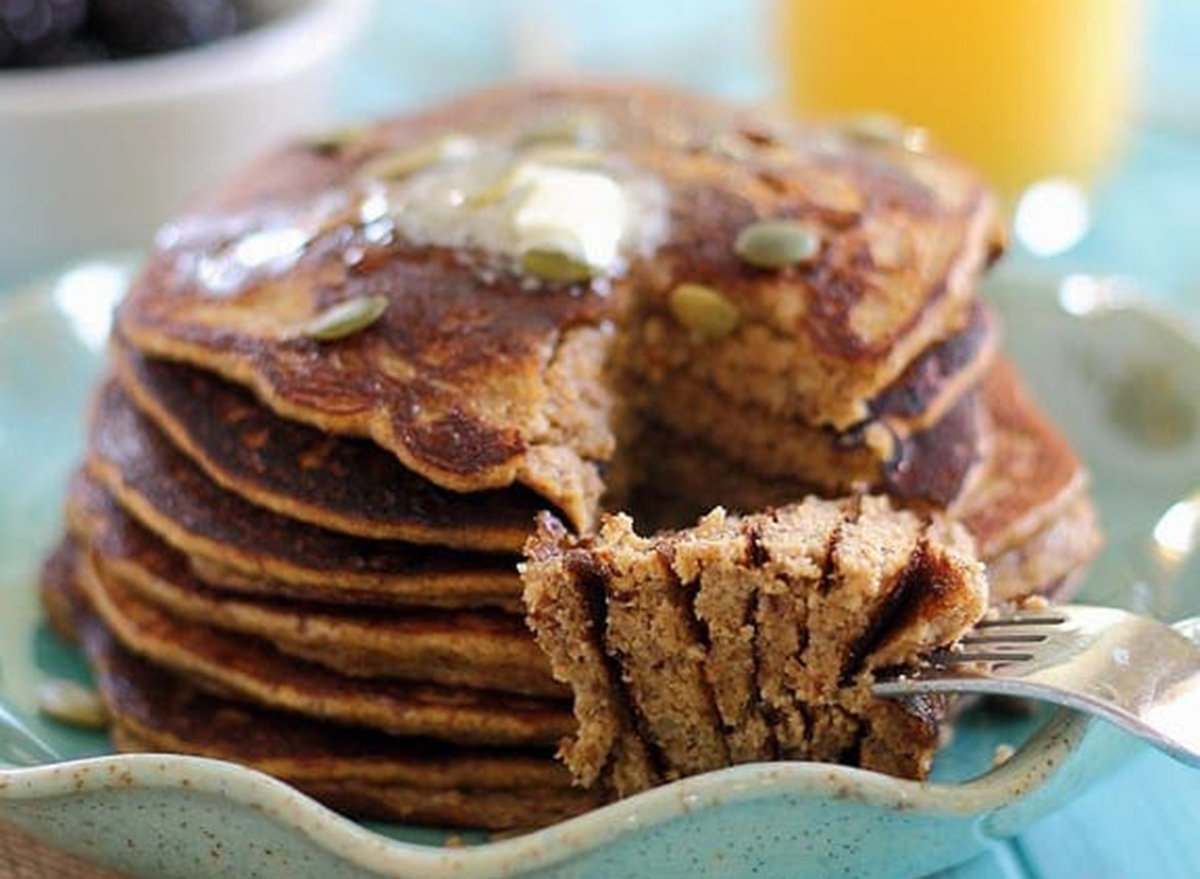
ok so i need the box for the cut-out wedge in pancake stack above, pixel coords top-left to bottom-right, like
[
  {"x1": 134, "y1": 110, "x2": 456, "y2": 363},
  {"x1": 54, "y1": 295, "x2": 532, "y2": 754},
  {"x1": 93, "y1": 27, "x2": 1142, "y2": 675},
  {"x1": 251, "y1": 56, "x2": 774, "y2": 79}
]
[{"x1": 40, "y1": 82, "x2": 1101, "y2": 829}]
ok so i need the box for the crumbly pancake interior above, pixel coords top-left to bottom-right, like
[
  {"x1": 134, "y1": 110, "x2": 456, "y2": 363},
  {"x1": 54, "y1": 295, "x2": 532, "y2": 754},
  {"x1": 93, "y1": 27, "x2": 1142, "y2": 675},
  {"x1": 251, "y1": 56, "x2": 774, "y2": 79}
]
[{"x1": 521, "y1": 496, "x2": 987, "y2": 796}]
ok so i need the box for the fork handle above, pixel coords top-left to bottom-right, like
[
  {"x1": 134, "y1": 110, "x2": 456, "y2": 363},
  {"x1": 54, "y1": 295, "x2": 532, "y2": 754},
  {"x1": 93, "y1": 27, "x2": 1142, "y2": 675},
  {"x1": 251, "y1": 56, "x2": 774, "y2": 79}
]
[{"x1": 877, "y1": 671, "x2": 1200, "y2": 770}]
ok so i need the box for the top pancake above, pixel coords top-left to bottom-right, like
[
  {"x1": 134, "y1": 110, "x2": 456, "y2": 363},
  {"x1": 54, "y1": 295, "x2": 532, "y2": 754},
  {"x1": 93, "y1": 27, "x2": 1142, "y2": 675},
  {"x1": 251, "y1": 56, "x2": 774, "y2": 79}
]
[{"x1": 116, "y1": 82, "x2": 1003, "y2": 506}]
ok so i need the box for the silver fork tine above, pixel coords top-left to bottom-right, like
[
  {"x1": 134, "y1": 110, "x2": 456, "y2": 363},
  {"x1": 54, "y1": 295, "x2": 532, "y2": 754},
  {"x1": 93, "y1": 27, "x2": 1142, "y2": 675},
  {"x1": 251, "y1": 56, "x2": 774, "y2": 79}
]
[
  {"x1": 972, "y1": 614, "x2": 1067, "y2": 628},
  {"x1": 874, "y1": 605, "x2": 1200, "y2": 769}
]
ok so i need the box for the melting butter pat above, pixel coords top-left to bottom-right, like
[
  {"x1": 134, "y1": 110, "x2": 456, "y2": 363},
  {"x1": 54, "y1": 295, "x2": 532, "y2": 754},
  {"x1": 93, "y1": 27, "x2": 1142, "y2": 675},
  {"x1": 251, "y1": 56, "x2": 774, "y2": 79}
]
[{"x1": 510, "y1": 162, "x2": 629, "y2": 271}]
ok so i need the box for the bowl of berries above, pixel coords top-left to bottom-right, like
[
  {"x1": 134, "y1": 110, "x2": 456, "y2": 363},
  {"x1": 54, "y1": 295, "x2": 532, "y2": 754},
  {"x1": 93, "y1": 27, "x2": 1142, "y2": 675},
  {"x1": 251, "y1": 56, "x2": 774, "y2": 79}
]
[{"x1": 0, "y1": 0, "x2": 370, "y2": 289}]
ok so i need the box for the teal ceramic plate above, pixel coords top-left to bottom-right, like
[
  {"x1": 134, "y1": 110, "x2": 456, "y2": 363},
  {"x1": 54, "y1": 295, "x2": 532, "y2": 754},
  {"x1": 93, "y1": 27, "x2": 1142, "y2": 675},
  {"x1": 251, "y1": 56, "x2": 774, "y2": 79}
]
[{"x1": 1, "y1": 261, "x2": 1198, "y2": 879}]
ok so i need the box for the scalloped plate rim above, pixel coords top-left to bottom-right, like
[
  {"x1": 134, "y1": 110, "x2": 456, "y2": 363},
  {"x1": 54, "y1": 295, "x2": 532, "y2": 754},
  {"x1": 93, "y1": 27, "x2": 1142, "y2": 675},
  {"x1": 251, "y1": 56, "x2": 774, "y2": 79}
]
[{"x1": 0, "y1": 709, "x2": 1092, "y2": 878}]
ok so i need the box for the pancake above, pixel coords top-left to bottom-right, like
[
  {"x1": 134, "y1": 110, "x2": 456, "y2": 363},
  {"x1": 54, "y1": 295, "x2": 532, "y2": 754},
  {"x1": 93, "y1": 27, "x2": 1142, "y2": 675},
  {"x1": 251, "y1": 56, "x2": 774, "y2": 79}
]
[
  {"x1": 985, "y1": 495, "x2": 1101, "y2": 603},
  {"x1": 112, "y1": 335, "x2": 558, "y2": 549},
  {"x1": 85, "y1": 379, "x2": 525, "y2": 609},
  {"x1": 73, "y1": 547, "x2": 573, "y2": 747},
  {"x1": 629, "y1": 386, "x2": 984, "y2": 529},
  {"x1": 116, "y1": 83, "x2": 1003, "y2": 526},
  {"x1": 64, "y1": 470, "x2": 526, "y2": 613},
  {"x1": 90, "y1": 548, "x2": 561, "y2": 697},
  {"x1": 110, "y1": 724, "x2": 596, "y2": 831},
  {"x1": 66, "y1": 476, "x2": 559, "y2": 695},
  {"x1": 953, "y1": 359, "x2": 1091, "y2": 557},
  {"x1": 627, "y1": 358, "x2": 1097, "y2": 603},
  {"x1": 39, "y1": 547, "x2": 598, "y2": 830},
  {"x1": 522, "y1": 496, "x2": 985, "y2": 797},
  {"x1": 868, "y1": 298, "x2": 997, "y2": 433},
  {"x1": 638, "y1": 326, "x2": 990, "y2": 502}
]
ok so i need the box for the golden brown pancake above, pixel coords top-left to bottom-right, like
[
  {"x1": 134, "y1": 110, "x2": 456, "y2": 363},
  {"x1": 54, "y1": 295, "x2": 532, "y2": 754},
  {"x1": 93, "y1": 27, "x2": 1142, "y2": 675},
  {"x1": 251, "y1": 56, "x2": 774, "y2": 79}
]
[
  {"x1": 111, "y1": 335, "x2": 558, "y2": 550},
  {"x1": 66, "y1": 479, "x2": 560, "y2": 696},
  {"x1": 635, "y1": 302, "x2": 993, "y2": 501},
  {"x1": 65, "y1": 470, "x2": 525, "y2": 614},
  {"x1": 36, "y1": 80, "x2": 1105, "y2": 824},
  {"x1": 628, "y1": 387, "x2": 984, "y2": 528},
  {"x1": 39, "y1": 546, "x2": 598, "y2": 830},
  {"x1": 116, "y1": 83, "x2": 1002, "y2": 527},
  {"x1": 868, "y1": 299, "x2": 997, "y2": 433},
  {"x1": 953, "y1": 359, "x2": 1092, "y2": 558},
  {"x1": 84, "y1": 380, "x2": 525, "y2": 609},
  {"x1": 985, "y1": 495, "x2": 1101, "y2": 603},
  {"x1": 73, "y1": 547, "x2": 572, "y2": 747},
  {"x1": 94, "y1": 551, "x2": 560, "y2": 697}
]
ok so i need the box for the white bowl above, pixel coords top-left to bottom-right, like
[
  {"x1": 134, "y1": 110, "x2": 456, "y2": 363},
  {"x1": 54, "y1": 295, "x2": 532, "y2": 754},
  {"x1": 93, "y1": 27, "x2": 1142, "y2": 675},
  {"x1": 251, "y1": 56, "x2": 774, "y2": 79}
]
[{"x1": 0, "y1": 0, "x2": 372, "y2": 289}]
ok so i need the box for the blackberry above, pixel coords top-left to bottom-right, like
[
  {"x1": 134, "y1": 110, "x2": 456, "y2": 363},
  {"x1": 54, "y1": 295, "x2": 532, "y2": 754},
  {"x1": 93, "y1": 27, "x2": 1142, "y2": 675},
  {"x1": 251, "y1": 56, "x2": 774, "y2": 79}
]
[
  {"x1": 19, "y1": 34, "x2": 108, "y2": 66},
  {"x1": 89, "y1": 0, "x2": 239, "y2": 58},
  {"x1": 0, "y1": 0, "x2": 88, "y2": 67}
]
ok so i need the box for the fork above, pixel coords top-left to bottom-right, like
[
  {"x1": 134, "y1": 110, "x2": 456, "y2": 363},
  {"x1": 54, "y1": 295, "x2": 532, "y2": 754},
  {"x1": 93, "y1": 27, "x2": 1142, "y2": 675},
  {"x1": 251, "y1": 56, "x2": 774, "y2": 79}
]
[{"x1": 874, "y1": 604, "x2": 1200, "y2": 769}]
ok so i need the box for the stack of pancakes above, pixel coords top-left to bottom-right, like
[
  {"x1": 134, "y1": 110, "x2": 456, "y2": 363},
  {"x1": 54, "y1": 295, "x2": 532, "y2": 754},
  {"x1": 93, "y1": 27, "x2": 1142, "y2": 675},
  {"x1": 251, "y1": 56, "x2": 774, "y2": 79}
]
[{"x1": 41, "y1": 83, "x2": 1100, "y2": 830}]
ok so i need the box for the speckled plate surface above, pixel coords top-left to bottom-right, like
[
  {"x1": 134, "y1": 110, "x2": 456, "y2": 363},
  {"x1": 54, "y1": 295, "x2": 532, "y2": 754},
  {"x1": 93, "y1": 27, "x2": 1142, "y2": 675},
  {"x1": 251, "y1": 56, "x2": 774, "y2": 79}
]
[{"x1": 1, "y1": 259, "x2": 1198, "y2": 879}]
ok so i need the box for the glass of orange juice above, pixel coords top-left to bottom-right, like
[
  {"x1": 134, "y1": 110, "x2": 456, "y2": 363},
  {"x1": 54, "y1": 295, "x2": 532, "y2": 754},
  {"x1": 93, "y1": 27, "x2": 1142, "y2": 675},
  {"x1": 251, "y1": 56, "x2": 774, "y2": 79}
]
[{"x1": 776, "y1": 0, "x2": 1142, "y2": 200}]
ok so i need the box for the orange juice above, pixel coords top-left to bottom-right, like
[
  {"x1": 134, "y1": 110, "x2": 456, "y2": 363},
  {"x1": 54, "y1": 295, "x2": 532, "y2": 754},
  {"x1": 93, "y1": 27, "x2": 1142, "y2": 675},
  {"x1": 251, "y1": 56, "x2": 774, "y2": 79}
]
[{"x1": 777, "y1": 0, "x2": 1141, "y2": 195}]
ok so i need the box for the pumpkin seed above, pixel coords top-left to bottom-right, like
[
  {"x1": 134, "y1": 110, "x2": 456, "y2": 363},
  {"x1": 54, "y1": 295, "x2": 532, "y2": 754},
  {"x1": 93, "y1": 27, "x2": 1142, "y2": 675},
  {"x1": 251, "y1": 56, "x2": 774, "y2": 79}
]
[
  {"x1": 844, "y1": 113, "x2": 928, "y2": 152},
  {"x1": 515, "y1": 111, "x2": 603, "y2": 148},
  {"x1": 523, "y1": 143, "x2": 608, "y2": 169},
  {"x1": 37, "y1": 679, "x2": 108, "y2": 729},
  {"x1": 734, "y1": 219, "x2": 821, "y2": 269},
  {"x1": 302, "y1": 295, "x2": 389, "y2": 341},
  {"x1": 305, "y1": 124, "x2": 368, "y2": 155},
  {"x1": 520, "y1": 246, "x2": 594, "y2": 284},
  {"x1": 669, "y1": 283, "x2": 740, "y2": 340},
  {"x1": 360, "y1": 135, "x2": 476, "y2": 181},
  {"x1": 463, "y1": 169, "x2": 523, "y2": 208}
]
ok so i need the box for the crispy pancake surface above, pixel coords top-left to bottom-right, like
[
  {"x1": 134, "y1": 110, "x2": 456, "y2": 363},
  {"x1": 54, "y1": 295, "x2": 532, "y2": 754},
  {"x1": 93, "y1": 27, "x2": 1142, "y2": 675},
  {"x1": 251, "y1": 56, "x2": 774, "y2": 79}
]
[
  {"x1": 117, "y1": 83, "x2": 1003, "y2": 519},
  {"x1": 65, "y1": 470, "x2": 524, "y2": 611},
  {"x1": 75, "y1": 549, "x2": 572, "y2": 747},
  {"x1": 953, "y1": 359, "x2": 1091, "y2": 557},
  {"x1": 65, "y1": 477, "x2": 559, "y2": 695},
  {"x1": 112, "y1": 335, "x2": 554, "y2": 550},
  {"x1": 40, "y1": 546, "x2": 596, "y2": 830},
  {"x1": 85, "y1": 380, "x2": 524, "y2": 608}
]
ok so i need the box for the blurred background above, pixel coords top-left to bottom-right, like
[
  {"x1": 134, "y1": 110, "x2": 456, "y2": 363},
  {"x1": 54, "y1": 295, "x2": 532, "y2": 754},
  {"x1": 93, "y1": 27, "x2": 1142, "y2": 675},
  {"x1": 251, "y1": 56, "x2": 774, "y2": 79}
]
[
  {"x1": 1, "y1": 4, "x2": 1198, "y2": 878},
  {"x1": 340, "y1": 0, "x2": 1200, "y2": 303},
  {"x1": 1, "y1": 0, "x2": 1199, "y2": 305}
]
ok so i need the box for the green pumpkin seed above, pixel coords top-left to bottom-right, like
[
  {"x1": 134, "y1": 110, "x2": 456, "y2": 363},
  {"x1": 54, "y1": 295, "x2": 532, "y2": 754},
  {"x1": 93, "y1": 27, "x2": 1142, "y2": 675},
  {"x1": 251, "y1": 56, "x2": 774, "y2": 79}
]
[
  {"x1": 463, "y1": 169, "x2": 522, "y2": 209},
  {"x1": 520, "y1": 246, "x2": 594, "y2": 284},
  {"x1": 734, "y1": 219, "x2": 821, "y2": 269},
  {"x1": 305, "y1": 124, "x2": 368, "y2": 155},
  {"x1": 360, "y1": 135, "x2": 476, "y2": 181},
  {"x1": 302, "y1": 295, "x2": 389, "y2": 341},
  {"x1": 523, "y1": 143, "x2": 608, "y2": 170},
  {"x1": 515, "y1": 111, "x2": 603, "y2": 149},
  {"x1": 37, "y1": 679, "x2": 109, "y2": 729},
  {"x1": 669, "y1": 283, "x2": 740, "y2": 340}
]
